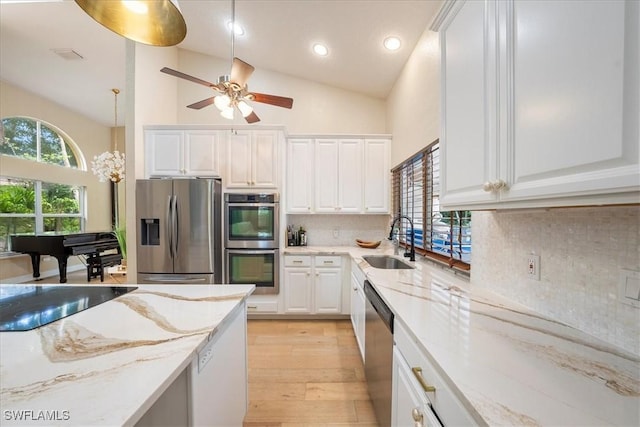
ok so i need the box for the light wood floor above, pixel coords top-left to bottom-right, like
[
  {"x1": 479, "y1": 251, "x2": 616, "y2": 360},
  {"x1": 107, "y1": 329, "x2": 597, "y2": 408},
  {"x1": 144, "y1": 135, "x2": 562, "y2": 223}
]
[
  {"x1": 24, "y1": 266, "x2": 127, "y2": 285},
  {"x1": 244, "y1": 319, "x2": 378, "y2": 427}
]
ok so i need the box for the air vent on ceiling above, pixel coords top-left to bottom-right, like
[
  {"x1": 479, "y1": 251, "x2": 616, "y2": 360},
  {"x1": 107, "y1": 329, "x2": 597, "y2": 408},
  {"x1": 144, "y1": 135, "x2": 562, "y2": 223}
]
[{"x1": 52, "y1": 49, "x2": 84, "y2": 60}]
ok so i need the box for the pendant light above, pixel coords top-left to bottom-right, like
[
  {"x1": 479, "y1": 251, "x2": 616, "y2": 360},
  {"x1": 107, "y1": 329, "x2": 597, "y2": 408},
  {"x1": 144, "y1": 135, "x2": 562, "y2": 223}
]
[{"x1": 74, "y1": 0, "x2": 187, "y2": 47}]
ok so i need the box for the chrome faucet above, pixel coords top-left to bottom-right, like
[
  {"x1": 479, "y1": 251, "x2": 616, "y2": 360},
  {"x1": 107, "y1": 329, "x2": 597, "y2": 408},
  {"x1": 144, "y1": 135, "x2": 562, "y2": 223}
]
[{"x1": 388, "y1": 215, "x2": 415, "y2": 262}]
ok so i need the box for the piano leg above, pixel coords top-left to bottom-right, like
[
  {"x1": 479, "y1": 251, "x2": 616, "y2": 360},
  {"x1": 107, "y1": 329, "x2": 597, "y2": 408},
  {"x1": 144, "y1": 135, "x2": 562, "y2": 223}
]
[
  {"x1": 28, "y1": 253, "x2": 41, "y2": 279},
  {"x1": 55, "y1": 255, "x2": 69, "y2": 283}
]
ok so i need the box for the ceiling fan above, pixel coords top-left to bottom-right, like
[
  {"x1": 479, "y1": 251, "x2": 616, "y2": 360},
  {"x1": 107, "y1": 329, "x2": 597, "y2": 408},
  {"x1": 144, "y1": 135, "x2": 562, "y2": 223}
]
[
  {"x1": 160, "y1": 0, "x2": 293, "y2": 124},
  {"x1": 160, "y1": 59, "x2": 293, "y2": 124}
]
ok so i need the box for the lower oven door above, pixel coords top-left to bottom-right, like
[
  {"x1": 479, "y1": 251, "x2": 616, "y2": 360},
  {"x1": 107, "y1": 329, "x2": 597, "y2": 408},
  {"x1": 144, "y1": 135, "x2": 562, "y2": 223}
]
[{"x1": 225, "y1": 249, "x2": 279, "y2": 294}]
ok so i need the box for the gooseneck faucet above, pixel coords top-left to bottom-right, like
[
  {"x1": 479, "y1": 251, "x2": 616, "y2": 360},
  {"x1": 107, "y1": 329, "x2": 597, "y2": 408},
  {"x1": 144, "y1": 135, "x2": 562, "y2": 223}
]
[{"x1": 388, "y1": 215, "x2": 416, "y2": 262}]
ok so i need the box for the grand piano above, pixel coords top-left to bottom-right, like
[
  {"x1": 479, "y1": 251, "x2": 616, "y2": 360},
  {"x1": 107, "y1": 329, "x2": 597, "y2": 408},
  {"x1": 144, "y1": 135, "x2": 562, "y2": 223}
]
[{"x1": 10, "y1": 232, "x2": 120, "y2": 283}]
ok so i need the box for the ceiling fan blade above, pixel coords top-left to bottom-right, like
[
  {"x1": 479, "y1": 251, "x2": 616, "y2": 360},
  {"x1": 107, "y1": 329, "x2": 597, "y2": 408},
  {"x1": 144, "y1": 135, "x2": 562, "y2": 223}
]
[
  {"x1": 187, "y1": 97, "x2": 216, "y2": 110},
  {"x1": 230, "y1": 58, "x2": 255, "y2": 87},
  {"x1": 244, "y1": 111, "x2": 260, "y2": 124},
  {"x1": 251, "y1": 93, "x2": 294, "y2": 109},
  {"x1": 160, "y1": 67, "x2": 215, "y2": 88}
]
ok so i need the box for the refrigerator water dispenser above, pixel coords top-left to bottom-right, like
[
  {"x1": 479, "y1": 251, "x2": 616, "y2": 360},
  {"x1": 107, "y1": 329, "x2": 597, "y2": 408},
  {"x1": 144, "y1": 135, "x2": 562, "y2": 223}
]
[{"x1": 141, "y1": 219, "x2": 160, "y2": 245}]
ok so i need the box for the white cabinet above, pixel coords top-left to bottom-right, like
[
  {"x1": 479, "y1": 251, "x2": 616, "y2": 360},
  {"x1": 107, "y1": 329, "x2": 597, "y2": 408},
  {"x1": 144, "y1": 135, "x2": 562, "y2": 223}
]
[
  {"x1": 435, "y1": 0, "x2": 640, "y2": 210},
  {"x1": 283, "y1": 255, "x2": 342, "y2": 314},
  {"x1": 286, "y1": 136, "x2": 390, "y2": 214},
  {"x1": 315, "y1": 139, "x2": 363, "y2": 213},
  {"x1": 393, "y1": 320, "x2": 477, "y2": 426},
  {"x1": 286, "y1": 138, "x2": 314, "y2": 213},
  {"x1": 350, "y1": 260, "x2": 366, "y2": 360},
  {"x1": 145, "y1": 129, "x2": 222, "y2": 178},
  {"x1": 227, "y1": 130, "x2": 280, "y2": 188},
  {"x1": 364, "y1": 139, "x2": 391, "y2": 213}
]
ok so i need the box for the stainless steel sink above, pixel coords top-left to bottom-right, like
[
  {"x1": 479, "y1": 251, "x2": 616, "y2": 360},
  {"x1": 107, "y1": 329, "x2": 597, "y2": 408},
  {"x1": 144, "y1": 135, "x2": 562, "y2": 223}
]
[{"x1": 362, "y1": 255, "x2": 414, "y2": 270}]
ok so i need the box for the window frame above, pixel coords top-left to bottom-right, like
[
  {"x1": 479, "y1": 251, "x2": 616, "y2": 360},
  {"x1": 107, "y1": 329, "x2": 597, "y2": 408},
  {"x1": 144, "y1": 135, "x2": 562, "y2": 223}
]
[{"x1": 391, "y1": 139, "x2": 471, "y2": 272}]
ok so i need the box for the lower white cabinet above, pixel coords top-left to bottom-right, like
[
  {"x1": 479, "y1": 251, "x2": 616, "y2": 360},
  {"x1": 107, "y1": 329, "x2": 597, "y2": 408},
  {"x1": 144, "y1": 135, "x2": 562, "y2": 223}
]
[
  {"x1": 284, "y1": 255, "x2": 342, "y2": 314},
  {"x1": 246, "y1": 295, "x2": 279, "y2": 314},
  {"x1": 393, "y1": 320, "x2": 477, "y2": 426},
  {"x1": 350, "y1": 261, "x2": 366, "y2": 360}
]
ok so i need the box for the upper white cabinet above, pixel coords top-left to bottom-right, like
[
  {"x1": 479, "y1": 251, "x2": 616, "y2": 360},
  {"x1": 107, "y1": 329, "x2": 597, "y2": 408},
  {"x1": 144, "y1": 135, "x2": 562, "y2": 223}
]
[
  {"x1": 227, "y1": 130, "x2": 280, "y2": 188},
  {"x1": 145, "y1": 129, "x2": 222, "y2": 178},
  {"x1": 315, "y1": 138, "x2": 363, "y2": 213},
  {"x1": 286, "y1": 136, "x2": 391, "y2": 214},
  {"x1": 434, "y1": 0, "x2": 640, "y2": 210}
]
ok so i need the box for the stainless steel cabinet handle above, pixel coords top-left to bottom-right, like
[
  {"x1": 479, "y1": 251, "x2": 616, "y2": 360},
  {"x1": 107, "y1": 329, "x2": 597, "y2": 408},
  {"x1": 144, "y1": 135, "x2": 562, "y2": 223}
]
[
  {"x1": 247, "y1": 305, "x2": 258, "y2": 309},
  {"x1": 412, "y1": 367, "x2": 436, "y2": 393},
  {"x1": 412, "y1": 408, "x2": 424, "y2": 427}
]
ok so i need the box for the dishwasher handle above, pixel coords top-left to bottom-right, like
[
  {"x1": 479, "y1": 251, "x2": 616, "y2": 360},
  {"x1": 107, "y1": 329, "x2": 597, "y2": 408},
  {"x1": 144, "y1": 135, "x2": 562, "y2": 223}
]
[{"x1": 364, "y1": 280, "x2": 394, "y2": 333}]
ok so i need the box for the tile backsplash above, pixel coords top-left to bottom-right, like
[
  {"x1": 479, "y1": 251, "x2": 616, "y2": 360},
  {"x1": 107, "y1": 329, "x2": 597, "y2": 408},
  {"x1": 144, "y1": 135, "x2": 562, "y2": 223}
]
[
  {"x1": 471, "y1": 206, "x2": 640, "y2": 356},
  {"x1": 286, "y1": 214, "x2": 390, "y2": 246}
]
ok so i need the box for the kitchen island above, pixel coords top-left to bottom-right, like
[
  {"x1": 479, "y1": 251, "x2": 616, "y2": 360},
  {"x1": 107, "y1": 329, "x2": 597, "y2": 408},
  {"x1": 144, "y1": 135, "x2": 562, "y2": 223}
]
[
  {"x1": 0, "y1": 284, "x2": 254, "y2": 426},
  {"x1": 285, "y1": 245, "x2": 640, "y2": 426}
]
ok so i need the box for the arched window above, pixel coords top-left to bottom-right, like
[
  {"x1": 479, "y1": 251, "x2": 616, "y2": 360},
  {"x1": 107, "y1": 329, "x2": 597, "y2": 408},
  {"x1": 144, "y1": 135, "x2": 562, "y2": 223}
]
[{"x1": 0, "y1": 117, "x2": 86, "y2": 253}]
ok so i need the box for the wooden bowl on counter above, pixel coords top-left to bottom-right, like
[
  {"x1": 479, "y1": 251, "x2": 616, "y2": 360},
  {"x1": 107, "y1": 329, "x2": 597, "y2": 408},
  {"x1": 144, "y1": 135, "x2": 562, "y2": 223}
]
[{"x1": 356, "y1": 239, "x2": 381, "y2": 249}]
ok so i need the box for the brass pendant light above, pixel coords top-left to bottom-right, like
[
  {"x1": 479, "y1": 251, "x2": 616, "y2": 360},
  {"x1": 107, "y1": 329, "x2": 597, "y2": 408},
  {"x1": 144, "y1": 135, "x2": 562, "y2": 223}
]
[{"x1": 74, "y1": 0, "x2": 187, "y2": 47}]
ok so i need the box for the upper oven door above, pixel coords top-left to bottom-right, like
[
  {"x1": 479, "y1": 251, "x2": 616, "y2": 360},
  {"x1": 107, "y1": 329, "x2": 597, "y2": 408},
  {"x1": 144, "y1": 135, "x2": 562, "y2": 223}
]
[{"x1": 225, "y1": 202, "x2": 279, "y2": 248}]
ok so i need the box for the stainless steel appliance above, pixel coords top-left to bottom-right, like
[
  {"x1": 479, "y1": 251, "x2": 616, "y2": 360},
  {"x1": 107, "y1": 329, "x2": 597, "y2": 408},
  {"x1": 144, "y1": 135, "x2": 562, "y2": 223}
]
[
  {"x1": 224, "y1": 193, "x2": 279, "y2": 249},
  {"x1": 136, "y1": 178, "x2": 222, "y2": 284},
  {"x1": 364, "y1": 279, "x2": 394, "y2": 427},
  {"x1": 224, "y1": 193, "x2": 279, "y2": 294}
]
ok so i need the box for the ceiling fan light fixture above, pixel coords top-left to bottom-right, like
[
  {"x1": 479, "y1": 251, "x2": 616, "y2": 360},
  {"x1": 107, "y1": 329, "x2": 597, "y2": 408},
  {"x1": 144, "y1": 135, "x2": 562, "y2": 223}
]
[
  {"x1": 237, "y1": 100, "x2": 253, "y2": 117},
  {"x1": 220, "y1": 107, "x2": 234, "y2": 120},
  {"x1": 214, "y1": 94, "x2": 232, "y2": 111},
  {"x1": 74, "y1": 0, "x2": 187, "y2": 47}
]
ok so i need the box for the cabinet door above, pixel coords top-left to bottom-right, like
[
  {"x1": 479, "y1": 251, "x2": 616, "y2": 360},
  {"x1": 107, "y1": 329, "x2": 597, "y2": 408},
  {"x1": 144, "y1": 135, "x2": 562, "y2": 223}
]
[
  {"x1": 392, "y1": 347, "x2": 440, "y2": 427},
  {"x1": 314, "y1": 267, "x2": 342, "y2": 314},
  {"x1": 184, "y1": 130, "x2": 221, "y2": 177},
  {"x1": 226, "y1": 131, "x2": 252, "y2": 187},
  {"x1": 287, "y1": 139, "x2": 314, "y2": 213},
  {"x1": 338, "y1": 139, "x2": 364, "y2": 213},
  {"x1": 252, "y1": 130, "x2": 279, "y2": 188},
  {"x1": 145, "y1": 130, "x2": 184, "y2": 177},
  {"x1": 364, "y1": 139, "x2": 390, "y2": 213},
  {"x1": 503, "y1": 0, "x2": 639, "y2": 203},
  {"x1": 439, "y1": 0, "x2": 499, "y2": 209},
  {"x1": 283, "y1": 267, "x2": 312, "y2": 313},
  {"x1": 315, "y1": 139, "x2": 340, "y2": 212}
]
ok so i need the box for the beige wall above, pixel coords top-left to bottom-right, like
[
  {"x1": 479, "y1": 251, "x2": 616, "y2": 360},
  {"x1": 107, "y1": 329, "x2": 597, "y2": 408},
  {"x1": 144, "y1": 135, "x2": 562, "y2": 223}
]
[{"x1": 0, "y1": 80, "x2": 113, "y2": 281}]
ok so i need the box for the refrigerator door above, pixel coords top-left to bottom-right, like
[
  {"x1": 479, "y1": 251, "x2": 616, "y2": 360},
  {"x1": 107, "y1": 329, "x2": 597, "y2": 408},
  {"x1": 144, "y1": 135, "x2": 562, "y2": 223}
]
[
  {"x1": 173, "y1": 179, "x2": 222, "y2": 280},
  {"x1": 136, "y1": 179, "x2": 173, "y2": 274}
]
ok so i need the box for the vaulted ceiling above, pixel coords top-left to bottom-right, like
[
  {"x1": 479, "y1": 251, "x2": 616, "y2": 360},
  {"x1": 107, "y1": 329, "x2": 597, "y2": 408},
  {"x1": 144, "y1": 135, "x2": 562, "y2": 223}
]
[{"x1": 0, "y1": 0, "x2": 442, "y2": 126}]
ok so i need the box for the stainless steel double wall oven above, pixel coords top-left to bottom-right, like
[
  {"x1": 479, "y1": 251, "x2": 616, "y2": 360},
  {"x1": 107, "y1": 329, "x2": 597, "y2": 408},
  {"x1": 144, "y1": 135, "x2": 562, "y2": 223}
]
[{"x1": 224, "y1": 193, "x2": 280, "y2": 294}]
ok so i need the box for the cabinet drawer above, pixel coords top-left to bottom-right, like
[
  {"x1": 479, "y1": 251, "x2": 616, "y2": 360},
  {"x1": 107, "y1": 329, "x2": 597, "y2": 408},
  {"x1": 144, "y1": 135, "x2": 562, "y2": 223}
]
[
  {"x1": 284, "y1": 255, "x2": 311, "y2": 267},
  {"x1": 394, "y1": 321, "x2": 477, "y2": 426},
  {"x1": 314, "y1": 256, "x2": 342, "y2": 267},
  {"x1": 246, "y1": 300, "x2": 278, "y2": 313}
]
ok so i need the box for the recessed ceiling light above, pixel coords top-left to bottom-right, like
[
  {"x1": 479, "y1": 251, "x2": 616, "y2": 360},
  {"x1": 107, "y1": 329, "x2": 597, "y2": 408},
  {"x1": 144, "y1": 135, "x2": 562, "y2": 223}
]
[
  {"x1": 313, "y1": 43, "x2": 329, "y2": 56},
  {"x1": 384, "y1": 36, "x2": 401, "y2": 51},
  {"x1": 227, "y1": 21, "x2": 245, "y2": 36}
]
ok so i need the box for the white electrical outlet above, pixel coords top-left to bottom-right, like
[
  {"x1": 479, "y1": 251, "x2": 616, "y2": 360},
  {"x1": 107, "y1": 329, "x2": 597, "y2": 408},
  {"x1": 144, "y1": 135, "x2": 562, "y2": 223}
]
[
  {"x1": 527, "y1": 254, "x2": 540, "y2": 281},
  {"x1": 333, "y1": 228, "x2": 340, "y2": 239}
]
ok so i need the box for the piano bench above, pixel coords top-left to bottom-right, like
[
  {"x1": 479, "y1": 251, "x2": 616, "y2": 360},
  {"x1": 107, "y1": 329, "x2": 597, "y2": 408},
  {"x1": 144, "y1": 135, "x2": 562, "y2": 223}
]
[{"x1": 87, "y1": 253, "x2": 123, "y2": 282}]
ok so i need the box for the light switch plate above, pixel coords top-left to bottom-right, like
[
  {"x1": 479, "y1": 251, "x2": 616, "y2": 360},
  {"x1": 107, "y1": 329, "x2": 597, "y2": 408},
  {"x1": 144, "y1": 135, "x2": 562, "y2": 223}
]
[{"x1": 618, "y1": 269, "x2": 640, "y2": 308}]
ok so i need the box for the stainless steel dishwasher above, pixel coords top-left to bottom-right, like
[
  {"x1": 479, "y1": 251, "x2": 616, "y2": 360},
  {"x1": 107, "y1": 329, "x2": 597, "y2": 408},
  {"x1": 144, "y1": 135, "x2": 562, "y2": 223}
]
[{"x1": 364, "y1": 279, "x2": 394, "y2": 427}]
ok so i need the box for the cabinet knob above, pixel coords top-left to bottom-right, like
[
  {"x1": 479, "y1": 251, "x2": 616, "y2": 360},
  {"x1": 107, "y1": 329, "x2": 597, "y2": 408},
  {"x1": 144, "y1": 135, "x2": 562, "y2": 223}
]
[
  {"x1": 411, "y1": 408, "x2": 424, "y2": 427},
  {"x1": 483, "y1": 180, "x2": 509, "y2": 192}
]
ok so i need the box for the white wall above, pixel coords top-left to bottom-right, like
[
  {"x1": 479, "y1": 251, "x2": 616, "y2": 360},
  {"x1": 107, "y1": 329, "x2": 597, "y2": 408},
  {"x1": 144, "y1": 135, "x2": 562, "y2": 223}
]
[
  {"x1": 174, "y1": 49, "x2": 387, "y2": 134},
  {"x1": 386, "y1": 28, "x2": 441, "y2": 167}
]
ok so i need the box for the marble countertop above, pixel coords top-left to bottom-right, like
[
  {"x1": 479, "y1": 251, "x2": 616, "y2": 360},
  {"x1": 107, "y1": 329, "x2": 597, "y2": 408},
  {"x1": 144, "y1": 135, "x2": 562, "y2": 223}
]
[
  {"x1": 284, "y1": 244, "x2": 640, "y2": 426},
  {"x1": 0, "y1": 284, "x2": 254, "y2": 426}
]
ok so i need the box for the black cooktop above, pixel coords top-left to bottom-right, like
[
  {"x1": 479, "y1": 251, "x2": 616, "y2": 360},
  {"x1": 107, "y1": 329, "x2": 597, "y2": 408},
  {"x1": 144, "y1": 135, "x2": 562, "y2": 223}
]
[{"x1": 0, "y1": 285, "x2": 138, "y2": 331}]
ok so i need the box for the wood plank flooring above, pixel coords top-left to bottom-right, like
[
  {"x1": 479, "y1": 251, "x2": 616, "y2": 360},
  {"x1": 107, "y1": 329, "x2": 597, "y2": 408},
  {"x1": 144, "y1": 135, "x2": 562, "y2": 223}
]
[{"x1": 244, "y1": 319, "x2": 378, "y2": 427}]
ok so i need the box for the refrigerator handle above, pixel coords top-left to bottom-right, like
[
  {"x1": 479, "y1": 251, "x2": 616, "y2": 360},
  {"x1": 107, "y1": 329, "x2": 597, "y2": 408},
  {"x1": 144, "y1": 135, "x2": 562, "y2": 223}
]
[
  {"x1": 173, "y1": 195, "x2": 180, "y2": 256},
  {"x1": 167, "y1": 195, "x2": 174, "y2": 259}
]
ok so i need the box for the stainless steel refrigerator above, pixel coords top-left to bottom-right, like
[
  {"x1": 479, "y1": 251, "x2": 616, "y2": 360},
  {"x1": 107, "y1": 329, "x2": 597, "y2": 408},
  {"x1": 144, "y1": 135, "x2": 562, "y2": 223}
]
[{"x1": 136, "y1": 178, "x2": 222, "y2": 284}]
